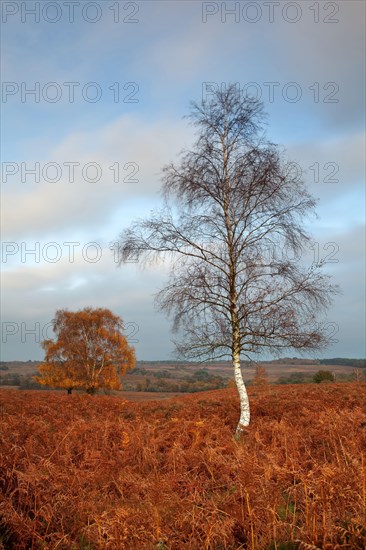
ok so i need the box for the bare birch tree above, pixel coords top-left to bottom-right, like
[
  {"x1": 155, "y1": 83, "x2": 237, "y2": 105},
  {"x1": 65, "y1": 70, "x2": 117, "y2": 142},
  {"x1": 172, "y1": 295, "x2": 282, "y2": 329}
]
[{"x1": 113, "y1": 86, "x2": 337, "y2": 437}]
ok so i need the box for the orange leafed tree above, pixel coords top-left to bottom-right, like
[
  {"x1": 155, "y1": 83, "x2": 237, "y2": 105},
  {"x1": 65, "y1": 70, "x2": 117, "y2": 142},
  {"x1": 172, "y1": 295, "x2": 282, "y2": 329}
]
[{"x1": 35, "y1": 307, "x2": 135, "y2": 394}]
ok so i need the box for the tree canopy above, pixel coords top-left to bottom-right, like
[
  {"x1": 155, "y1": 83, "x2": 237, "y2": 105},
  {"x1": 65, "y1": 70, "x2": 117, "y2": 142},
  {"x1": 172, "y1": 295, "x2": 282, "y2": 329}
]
[{"x1": 35, "y1": 307, "x2": 135, "y2": 394}]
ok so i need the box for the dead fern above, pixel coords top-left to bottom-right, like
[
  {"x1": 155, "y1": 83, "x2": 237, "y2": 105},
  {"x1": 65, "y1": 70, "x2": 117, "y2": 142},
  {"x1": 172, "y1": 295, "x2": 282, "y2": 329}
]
[
  {"x1": 294, "y1": 540, "x2": 322, "y2": 550},
  {"x1": 0, "y1": 383, "x2": 365, "y2": 549}
]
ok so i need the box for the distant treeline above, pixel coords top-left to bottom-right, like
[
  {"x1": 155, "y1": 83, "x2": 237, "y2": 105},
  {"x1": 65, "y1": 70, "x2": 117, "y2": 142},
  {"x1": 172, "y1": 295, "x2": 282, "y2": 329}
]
[
  {"x1": 125, "y1": 368, "x2": 229, "y2": 393},
  {"x1": 275, "y1": 371, "x2": 365, "y2": 385},
  {"x1": 0, "y1": 372, "x2": 44, "y2": 389},
  {"x1": 319, "y1": 358, "x2": 366, "y2": 368}
]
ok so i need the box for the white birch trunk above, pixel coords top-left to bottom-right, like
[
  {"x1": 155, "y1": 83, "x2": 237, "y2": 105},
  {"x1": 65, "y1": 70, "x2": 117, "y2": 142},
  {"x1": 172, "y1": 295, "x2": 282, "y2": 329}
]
[{"x1": 233, "y1": 352, "x2": 250, "y2": 437}]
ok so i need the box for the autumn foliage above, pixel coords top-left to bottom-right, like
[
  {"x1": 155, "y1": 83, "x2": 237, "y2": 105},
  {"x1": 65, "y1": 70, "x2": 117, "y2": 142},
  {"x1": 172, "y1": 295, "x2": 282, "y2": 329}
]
[
  {"x1": 35, "y1": 307, "x2": 135, "y2": 394},
  {"x1": 0, "y1": 383, "x2": 365, "y2": 549}
]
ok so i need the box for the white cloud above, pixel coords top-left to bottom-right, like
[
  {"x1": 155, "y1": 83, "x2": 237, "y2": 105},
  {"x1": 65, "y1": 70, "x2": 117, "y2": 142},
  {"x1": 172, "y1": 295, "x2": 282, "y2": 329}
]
[{"x1": 2, "y1": 114, "x2": 194, "y2": 240}]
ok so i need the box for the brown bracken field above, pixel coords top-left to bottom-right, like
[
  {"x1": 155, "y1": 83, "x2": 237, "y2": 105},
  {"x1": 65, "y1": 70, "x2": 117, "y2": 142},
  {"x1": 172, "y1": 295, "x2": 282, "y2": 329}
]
[{"x1": 0, "y1": 383, "x2": 365, "y2": 549}]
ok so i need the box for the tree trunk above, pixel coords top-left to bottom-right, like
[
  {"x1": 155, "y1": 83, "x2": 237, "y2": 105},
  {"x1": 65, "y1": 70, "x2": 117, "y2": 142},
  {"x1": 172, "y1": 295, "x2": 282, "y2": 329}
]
[
  {"x1": 67, "y1": 388, "x2": 72, "y2": 395},
  {"x1": 231, "y1": 294, "x2": 250, "y2": 437},
  {"x1": 233, "y1": 351, "x2": 250, "y2": 438}
]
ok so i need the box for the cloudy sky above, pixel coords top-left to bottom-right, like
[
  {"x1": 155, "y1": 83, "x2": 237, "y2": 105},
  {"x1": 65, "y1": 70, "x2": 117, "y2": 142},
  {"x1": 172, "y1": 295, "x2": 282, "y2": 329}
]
[{"x1": 1, "y1": 0, "x2": 365, "y2": 361}]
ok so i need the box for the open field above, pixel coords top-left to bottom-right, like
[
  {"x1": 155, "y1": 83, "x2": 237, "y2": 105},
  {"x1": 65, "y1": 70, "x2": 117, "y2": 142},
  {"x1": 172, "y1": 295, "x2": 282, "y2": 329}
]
[
  {"x1": 1, "y1": 383, "x2": 365, "y2": 549},
  {"x1": 133, "y1": 361, "x2": 363, "y2": 384},
  {"x1": 1, "y1": 360, "x2": 364, "y2": 394}
]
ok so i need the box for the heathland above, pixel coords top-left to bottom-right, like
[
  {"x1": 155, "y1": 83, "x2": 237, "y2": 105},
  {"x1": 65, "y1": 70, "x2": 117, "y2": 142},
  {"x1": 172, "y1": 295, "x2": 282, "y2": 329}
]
[{"x1": 0, "y1": 382, "x2": 365, "y2": 549}]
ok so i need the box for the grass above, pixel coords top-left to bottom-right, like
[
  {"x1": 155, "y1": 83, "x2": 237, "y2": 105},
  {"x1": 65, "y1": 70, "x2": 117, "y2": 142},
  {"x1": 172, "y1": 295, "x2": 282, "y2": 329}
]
[{"x1": 0, "y1": 383, "x2": 365, "y2": 549}]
